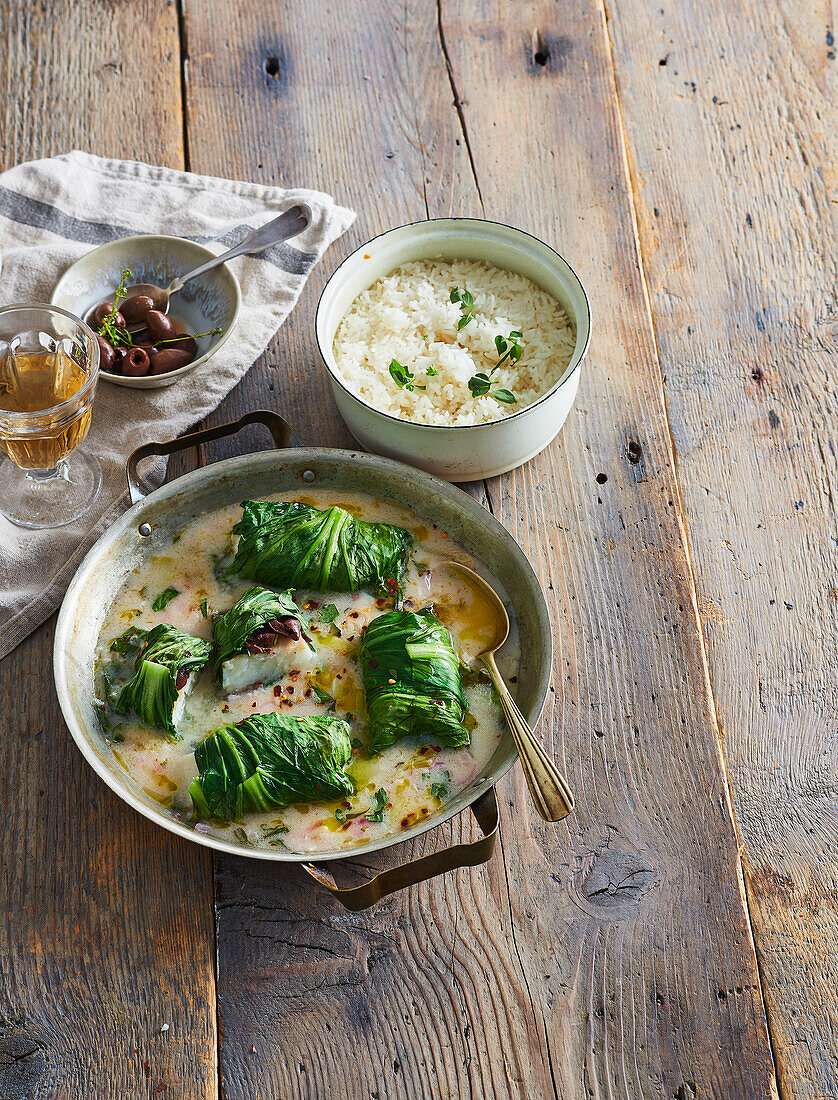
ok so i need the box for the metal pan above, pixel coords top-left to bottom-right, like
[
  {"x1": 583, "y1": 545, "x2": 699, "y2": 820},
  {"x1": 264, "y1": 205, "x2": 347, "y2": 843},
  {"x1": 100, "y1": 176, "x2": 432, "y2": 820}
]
[{"x1": 53, "y1": 411, "x2": 553, "y2": 909}]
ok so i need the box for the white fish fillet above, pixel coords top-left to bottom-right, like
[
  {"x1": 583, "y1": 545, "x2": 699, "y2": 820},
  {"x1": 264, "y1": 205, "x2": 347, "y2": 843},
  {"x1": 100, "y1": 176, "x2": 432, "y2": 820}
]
[
  {"x1": 172, "y1": 671, "x2": 198, "y2": 729},
  {"x1": 221, "y1": 638, "x2": 316, "y2": 695}
]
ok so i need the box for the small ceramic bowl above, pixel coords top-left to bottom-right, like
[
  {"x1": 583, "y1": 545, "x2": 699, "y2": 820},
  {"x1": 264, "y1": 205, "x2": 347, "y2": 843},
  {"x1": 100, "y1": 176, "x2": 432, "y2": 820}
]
[
  {"x1": 51, "y1": 235, "x2": 241, "y2": 389},
  {"x1": 315, "y1": 218, "x2": 591, "y2": 481}
]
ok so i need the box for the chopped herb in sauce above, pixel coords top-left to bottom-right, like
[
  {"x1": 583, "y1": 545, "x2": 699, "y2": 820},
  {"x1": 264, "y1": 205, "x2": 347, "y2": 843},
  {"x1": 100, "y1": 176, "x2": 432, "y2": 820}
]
[
  {"x1": 152, "y1": 586, "x2": 180, "y2": 612},
  {"x1": 366, "y1": 787, "x2": 388, "y2": 822},
  {"x1": 423, "y1": 769, "x2": 452, "y2": 801}
]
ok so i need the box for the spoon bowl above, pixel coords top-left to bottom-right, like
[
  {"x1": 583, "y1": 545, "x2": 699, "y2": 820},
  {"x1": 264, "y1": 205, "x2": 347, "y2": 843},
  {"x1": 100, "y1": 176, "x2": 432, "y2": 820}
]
[{"x1": 442, "y1": 561, "x2": 574, "y2": 822}]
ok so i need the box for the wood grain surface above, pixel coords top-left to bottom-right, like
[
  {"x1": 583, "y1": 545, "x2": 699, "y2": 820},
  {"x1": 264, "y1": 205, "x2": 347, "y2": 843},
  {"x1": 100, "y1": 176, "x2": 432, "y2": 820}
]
[
  {"x1": 180, "y1": 1, "x2": 778, "y2": 1097},
  {"x1": 2, "y1": 0, "x2": 831, "y2": 1095},
  {"x1": 0, "y1": 4, "x2": 217, "y2": 1098},
  {"x1": 605, "y1": 0, "x2": 838, "y2": 1095}
]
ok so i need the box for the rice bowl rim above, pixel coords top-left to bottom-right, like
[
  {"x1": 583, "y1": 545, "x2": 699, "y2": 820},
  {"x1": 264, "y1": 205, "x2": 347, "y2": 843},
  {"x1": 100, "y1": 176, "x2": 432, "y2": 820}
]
[{"x1": 315, "y1": 217, "x2": 591, "y2": 432}]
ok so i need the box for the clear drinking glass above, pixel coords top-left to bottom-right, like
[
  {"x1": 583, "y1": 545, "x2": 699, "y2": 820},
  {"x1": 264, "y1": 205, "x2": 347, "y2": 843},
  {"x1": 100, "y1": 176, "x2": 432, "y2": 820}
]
[{"x1": 0, "y1": 304, "x2": 101, "y2": 529}]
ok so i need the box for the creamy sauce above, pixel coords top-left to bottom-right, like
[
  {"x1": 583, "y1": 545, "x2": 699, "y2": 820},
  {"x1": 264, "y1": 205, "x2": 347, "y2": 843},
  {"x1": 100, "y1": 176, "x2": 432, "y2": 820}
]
[{"x1": 94, "y1": 490, "x2": 518, "y2": 854}]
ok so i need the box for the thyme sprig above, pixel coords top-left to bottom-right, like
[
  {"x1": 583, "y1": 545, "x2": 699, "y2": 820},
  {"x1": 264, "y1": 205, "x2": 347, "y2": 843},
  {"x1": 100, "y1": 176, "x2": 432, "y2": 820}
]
[
  {"x1": 96, "y1": 269, "x2": 135, "y2": 348},
  {"x1": 389, "y1": 358, "x2": 426, "y2": 392},
  {"x1": 154, "y1": 327, "x2": 223, "y2": 346},
  {"x1": 467, "y1": 330, "x2": 522, "y2": 405},
  {"x1": 450, "y1": 287, "x2": 476, "y2": 329}
]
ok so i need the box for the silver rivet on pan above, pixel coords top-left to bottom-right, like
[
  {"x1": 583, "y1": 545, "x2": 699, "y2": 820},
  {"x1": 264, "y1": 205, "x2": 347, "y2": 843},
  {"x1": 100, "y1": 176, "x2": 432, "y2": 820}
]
[
  {"x1": 302, "y1": 469, "x2": 316, "y2": 482},
  {"x1": 138, "y1": 523, "x2": 152, "y2": 537}
]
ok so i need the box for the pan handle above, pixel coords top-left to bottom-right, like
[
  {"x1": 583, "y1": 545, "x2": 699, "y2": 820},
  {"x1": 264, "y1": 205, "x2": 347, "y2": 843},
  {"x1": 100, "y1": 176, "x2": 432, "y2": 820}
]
[
  {"x1": 126, "y1": 410, "x2": 293, "y2": 504},
  {"x1": 301, "y1": 786, "x2": 499, "y2": 911}
]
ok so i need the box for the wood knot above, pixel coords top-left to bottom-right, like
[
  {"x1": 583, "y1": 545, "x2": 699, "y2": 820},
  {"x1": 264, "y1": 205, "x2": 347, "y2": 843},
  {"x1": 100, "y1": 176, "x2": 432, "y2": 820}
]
[
  {"x1": 528, "y1": 31, "x2": 571, "y2": 72},
  {"x1": 626, "y1": 440, "x2": 642, "y2": 465},
  {"x1": 572, "y1": 833, "x2": 658, "y2": 918},
  {"x1": 624, "y1": 436, "x2": 647, "y2": 481},
  {"x1": 0, "y1": 1029, "x2": 48, "y2": 1095}
]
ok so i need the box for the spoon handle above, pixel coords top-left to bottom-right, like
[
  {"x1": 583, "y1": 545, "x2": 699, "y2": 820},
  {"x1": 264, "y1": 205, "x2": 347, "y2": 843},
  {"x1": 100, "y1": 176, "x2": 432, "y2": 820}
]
[
  {"x1": 483, "y1": 653, "x2": 574, "y2": 822},
  {"x1": 167, "y1": 204, "x2": 311, "y2": 294}
]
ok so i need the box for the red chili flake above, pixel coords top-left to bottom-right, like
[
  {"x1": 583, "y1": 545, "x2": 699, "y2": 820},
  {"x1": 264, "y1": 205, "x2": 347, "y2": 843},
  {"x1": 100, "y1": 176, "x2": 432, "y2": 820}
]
[
  {"x1": 304, "y1": 687, "x2": 312, "y2": 698},
  {"x1": 349, "y1": 610, "x2": 360, "y2": 619},
  {"x1": 420, "y1": 807, "x2": 429, "y2": 815},
  {"x1": 352, "y1": 748, "x2": 361, "y2": 756},
  {"x1": 285, "y1": 686, "x2": 294, "y2": 695},
  {"x1": 273, "y1": 685, "x2": 283, "y2": 697},
  {"x1": 290, "y1": 670, "x2": 300, "y2": 680},
  {"x1": 440, "y1": 531, "x2": 448, "y2": 538},
  {"x1": 375, "y1": 598, "x2": 386, "y2": 609},
  {"x1": 384, "y1": 578, "x2": 398, "y2": 594},
  {"x1": 222, "y1": 704, "x2": 230, "y2": 713},
  {"x1": 510, "y1": 675, "x2": 518, "y2": 684}
]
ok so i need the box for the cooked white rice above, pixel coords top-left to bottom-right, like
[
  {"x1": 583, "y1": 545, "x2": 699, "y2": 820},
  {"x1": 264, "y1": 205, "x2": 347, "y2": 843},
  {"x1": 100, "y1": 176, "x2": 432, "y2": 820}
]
[{"x1": 331, "y1": 259, "x2": 576, "y2": 426}]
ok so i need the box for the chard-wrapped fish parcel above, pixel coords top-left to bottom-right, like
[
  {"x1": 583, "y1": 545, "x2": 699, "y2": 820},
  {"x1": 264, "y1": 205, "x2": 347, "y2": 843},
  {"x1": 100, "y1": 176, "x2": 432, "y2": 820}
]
[
  {"x1": 115, "y1": 624, "x2": 213, "y2": 739},
  {"x1": 360, "y1": 607, "x2": 470, "y2": 754},
  {"x1": 228, "y1": 500, "x2": 412, "y2": 595},
  {"x1": 189, "y1": 712, "x2": 354, "y2": 820},
  {"x1": 212, "y1": 586, "x2": 314, "y2": 694}
]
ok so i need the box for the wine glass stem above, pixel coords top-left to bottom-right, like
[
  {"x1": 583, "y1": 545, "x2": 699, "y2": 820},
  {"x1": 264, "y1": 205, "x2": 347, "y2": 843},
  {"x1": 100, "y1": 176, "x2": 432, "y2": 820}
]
[{"x1": 25, "y1": 462, "x2": 63, "y2": 483}]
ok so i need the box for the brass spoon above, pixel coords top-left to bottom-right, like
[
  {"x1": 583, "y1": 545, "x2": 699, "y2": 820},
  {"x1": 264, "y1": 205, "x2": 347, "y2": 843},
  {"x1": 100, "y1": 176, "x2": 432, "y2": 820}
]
[{"x1": 441, "y1": 561, "x2": 574, "y2": 822}]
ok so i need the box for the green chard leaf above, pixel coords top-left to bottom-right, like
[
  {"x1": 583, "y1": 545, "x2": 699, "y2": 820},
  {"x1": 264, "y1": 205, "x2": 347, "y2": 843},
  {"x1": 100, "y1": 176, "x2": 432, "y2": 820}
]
[
  {"x1": 152, "y1": 586, "x2": 180, "y2": 612},
  {"x1": 115, "y1": 624, "x2": 213, "y2": 739},
  {"x1": 229, "y1": 500, "x2": 412, "y2": 595},
  {"x1": 360, "y1": 607, "x2": 470, "y2": 754},
  {"x1": 317, "y1": 603, "x2": 339, "y2": 624},
  {"x1": 110, "y1": 626, "x2": 148, "y2": 655},
  {"x1": 200, "y1": 599, "x2": 209, "y2": 618},
  {"x1": 189, "y1": 712, "x2": 354, "y2": 821},
  {"x1": 212, "y1": 586, "x2": 312, "y2": 680}
]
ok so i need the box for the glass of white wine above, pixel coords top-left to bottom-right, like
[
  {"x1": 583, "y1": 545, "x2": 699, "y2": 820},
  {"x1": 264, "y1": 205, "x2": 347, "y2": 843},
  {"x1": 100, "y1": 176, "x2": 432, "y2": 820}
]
[{"x1": 0, "y1": 304, "x2": 101, "y2": 528}]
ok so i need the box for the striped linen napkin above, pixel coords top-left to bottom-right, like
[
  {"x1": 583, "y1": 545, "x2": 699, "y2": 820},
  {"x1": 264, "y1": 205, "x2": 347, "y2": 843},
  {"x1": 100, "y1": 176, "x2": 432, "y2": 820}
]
[{"x1": 0, "y1": 151, "x2": 354, "y2": 659}]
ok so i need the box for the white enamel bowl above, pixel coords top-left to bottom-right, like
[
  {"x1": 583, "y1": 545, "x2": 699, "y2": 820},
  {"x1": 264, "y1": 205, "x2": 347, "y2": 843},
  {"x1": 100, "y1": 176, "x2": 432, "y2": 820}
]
[{"x1": 315, "y1": 218, "x2": 591, "y2": 482}]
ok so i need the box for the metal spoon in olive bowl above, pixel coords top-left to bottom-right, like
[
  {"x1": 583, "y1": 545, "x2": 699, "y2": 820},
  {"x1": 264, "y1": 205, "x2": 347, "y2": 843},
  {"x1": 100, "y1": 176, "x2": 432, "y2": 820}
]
[
  {"x1": 442, "y1": 561, "x2": 575, "y2": 822},
  {"x1": 123, "y1": 203, "x2": 311, "y2": 323}
]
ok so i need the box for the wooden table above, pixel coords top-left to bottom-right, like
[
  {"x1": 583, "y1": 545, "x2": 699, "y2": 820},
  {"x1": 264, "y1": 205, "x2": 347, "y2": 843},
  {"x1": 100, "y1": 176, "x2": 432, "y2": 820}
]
[{"x1": 1, "y1": 1, "x2": 833, "y2": 1096}]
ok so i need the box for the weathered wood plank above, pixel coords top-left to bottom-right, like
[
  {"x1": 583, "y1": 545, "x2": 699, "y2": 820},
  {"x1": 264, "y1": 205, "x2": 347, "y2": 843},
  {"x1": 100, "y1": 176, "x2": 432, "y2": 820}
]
[
  {"x1": 445, "y1": 0, "x2": 779, "y2": 1095},
  {"x1": 604, "y1": 0, "x2": 838, "y2": 1094},
  {"x1": 185, "y1": 0, "x2": 778, "y2": 1097},
  {"x1": 0, "y1": 4, "x2": 217, "y2": 1097}
]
